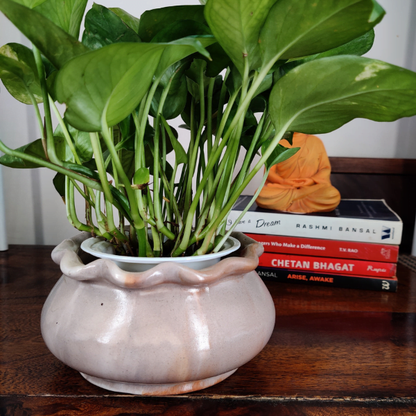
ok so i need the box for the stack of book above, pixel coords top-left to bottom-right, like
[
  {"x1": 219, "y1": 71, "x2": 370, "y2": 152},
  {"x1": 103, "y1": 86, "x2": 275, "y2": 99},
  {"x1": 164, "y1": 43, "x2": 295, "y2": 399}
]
[{"x1": 227, "y1": 196, "x2": 402, "y2": 292}]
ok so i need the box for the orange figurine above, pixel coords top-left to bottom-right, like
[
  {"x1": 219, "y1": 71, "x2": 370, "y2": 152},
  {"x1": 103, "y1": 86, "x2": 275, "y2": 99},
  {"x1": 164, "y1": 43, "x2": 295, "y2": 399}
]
[{"x1": 256, "y1": 132, "x2": 341, "y2": 213}]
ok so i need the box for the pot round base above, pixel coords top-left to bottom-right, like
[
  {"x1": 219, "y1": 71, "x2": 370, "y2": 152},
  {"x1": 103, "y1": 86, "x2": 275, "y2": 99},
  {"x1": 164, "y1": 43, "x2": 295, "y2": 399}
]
[{"x1": 81, "y1": 368, "x2": 238, "y2": 395}]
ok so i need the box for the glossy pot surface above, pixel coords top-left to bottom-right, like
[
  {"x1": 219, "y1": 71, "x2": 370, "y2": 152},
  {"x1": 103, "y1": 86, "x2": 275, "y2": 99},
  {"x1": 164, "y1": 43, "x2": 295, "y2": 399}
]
[{"x1": 41, "y1": 232, "x2": 275, "y2": 395}]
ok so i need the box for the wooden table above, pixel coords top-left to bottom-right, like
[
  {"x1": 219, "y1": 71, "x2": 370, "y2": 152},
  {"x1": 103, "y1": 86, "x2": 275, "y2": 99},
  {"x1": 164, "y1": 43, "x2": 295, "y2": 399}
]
[{"x1": 1, "y1": 245, "x2": 416, "y2": 415}]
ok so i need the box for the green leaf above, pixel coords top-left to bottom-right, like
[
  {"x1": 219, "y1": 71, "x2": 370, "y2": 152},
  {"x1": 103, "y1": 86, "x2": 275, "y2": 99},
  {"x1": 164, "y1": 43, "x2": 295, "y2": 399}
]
[
  {"x1": 34, "y1": 0, "x2": 88, "y2": 38},
  {"x1": 159, "y1": 60, "x2": 190, "y2": 94},
  {"x1": 109, "y1": 7, "x2": 140, "y2": 34},
  {"x1": 11, "y1": 0, "x2": 46, "y2": 8},
  {"x1": 0, "y1": 43, "x2": 42, "y2": 104},
  {"x1": 204, "y1": 42, "x2": 231, "y2": 77},
  {"x1": 155, "y1": 37, "x2": 215, "y2": 79},
  {"x1": 54, "y1": 136, "x2": 74, "y2": 162},
  {"x1": 0, "y1": 139, "x2": 45, "y2": 168},
  {"x1": 110, "y1": 187, "x2": 132, "y2": 223},
  {"x1": 161, "y1": 118, "x2": 187, "y2": 165},
  {"x1": 53, "y1": 122, "x2": 93, "y2": 163},
  {"x1": 280, "y1": 30, "x2": 375, "y2": 77},
  {"x1": 82, "y1": 4, "x2": 141, "y2": 50},
  {"x1": 62, "y1": 161, "x2": 100, "y2": 180},
  {"x1": 225, "y1": 63, "x2": 242, "y2": 96},
  {"x1": 269, "y1": 56, "x2": 416, "y2": 135},
  {"x1": 139, "y1": 5, "x2": 206, "y2": 42},
  {"x1": 261, "y1": 142, "x2": 300, "y2": 170},
  {"x1": 151, "y1": 76, "x2": 188, "y2": 120},
  {"x1": 307, "y1": 29, "x2": 375, "y2": 60},
  {"x1": 0, "y1": 0, "x2": 90, "y2": 69},
  {"x1": 260, "y1": 0, "x2": 385, "y2": 64},
  {"x1": 370, "y1": 0, "x2": 385, "y2": 23},
  {"x1": 54, "y1": 43, "x2": 166, "y2": 131},
  {"x1": 133, "y1": 167, "x2": 150, "y2": 185},
  {"x1": 53, "y1": 172, "x2": 65, "y2": 198},
  {"x1": 150, "y1": 19, "x2": 211, "y2": 43},
  {"x1": 105, "y1": 148, "x2": 136, "y2": 181},
  {"x1": 205, "y1": 0, "x2": 276, "y2": 75}
]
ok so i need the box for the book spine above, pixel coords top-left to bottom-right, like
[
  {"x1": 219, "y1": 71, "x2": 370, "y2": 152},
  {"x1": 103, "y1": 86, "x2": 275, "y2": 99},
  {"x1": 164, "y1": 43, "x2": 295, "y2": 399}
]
[
  {"x1": 226, "y1": 210, "x2": 402, "y2": 245},
  {"x1": 258, "y1": 253, "x2": 397, "y2": 277},
  {"x1": 256, "y1": 267, "x2": 398, "y2": 292},
  {"x1": 245, "y1": 233, "x2": 399, "y2": 262}
]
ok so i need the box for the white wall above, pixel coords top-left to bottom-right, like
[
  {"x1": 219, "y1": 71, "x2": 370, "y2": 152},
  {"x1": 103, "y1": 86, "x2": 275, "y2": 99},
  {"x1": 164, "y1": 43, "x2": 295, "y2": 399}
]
[
  {"x1": 0, "y1": 0, "x2": 416, "y2": 245},
  {"x1": 320, "y1": 0, "x2": 416, "y2": 158}
]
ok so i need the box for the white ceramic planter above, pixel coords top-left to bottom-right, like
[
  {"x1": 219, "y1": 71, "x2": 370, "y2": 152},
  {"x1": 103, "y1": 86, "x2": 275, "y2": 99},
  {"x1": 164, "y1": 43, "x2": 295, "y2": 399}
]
[
  {"x1": 80, "y1": 234, "x2": 242, "y2": 272},
  {"x1": 41, "y1": 232, "x2": 275, "y2": 395}
]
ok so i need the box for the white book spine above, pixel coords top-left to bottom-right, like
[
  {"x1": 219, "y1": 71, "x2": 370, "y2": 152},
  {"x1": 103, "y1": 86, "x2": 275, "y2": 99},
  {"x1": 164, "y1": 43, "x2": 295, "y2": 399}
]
[{"x1": 226, "y1": 210, "x2": 402, "y2": 245}]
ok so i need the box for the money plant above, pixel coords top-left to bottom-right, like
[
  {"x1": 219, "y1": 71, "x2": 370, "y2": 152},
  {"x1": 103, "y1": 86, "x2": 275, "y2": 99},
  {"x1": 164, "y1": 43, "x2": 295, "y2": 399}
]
[{"x1": 1, "y1": 0, "x2": 416, "y2": 257}]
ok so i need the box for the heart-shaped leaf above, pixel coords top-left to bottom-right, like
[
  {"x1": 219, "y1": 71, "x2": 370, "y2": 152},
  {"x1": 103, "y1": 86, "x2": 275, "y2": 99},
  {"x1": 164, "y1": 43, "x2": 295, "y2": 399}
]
[
  {"x1": 0, "y1": 43, "x2": 42, "y2": 104},
  {"x1": 34, "y1": 0, "x2": 88, "y2": 38},
  {"x1": 109, "y1": 7, "x2": 140, "y2": 34},
  {"x1": 0, "y1": 0, "x2": 89, "y2": 69},
  {"x1": 82, "y1": 3, "x2": 141, "y2": 50},
  {"x1": 280, "y1": 30, "x2": 375, "y2": 76},
  {"x1": 260, "y1": 0, "x2": 384, "y2": 64},
  {"x1": 269, "y1": 56, "x2": 416, "y2": 134},
  {"x1": 54, "y1": 43, "x2": 166, "y2": 131},
  {"x1": 0, "y1": 139, "x2": 45, "y2": 168},
  {"x1": 139, "y1": 5, "x2": 206, "y2": 42},
  {"x1": 205, "y1": 0, "x2": 276, "y2": 75}
]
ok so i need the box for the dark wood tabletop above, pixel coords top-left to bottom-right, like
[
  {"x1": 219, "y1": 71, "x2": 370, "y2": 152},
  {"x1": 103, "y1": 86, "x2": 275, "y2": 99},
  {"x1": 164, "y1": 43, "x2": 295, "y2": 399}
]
[{"x1": 1, "y1": 244, "x2": 416, "y2": 415}]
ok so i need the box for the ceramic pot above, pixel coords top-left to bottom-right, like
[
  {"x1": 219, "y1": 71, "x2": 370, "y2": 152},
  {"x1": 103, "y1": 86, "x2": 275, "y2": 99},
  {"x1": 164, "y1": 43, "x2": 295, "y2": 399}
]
[{"x1": 41, "y1": 232, "x2": 275, "y2": 395}]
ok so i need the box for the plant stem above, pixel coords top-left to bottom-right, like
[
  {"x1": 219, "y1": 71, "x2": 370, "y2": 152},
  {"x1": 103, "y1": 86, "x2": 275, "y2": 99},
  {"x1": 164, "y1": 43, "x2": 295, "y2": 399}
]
[
  {"x1": 25, "y1": 88, "x2": 46, "y2": 153},
  {"x1": 213, "y1": 168, "x2": 270, "y2": 253},
  {"x1": 89, "y1": 132, "x2": 113, "y2": 203},
  {"x1": 49, "y1": 96, "x2": 82, "y2": 164},
  {"x1": 94, "y1": 191, "x2": 113, "y2": 240},
  {"x1": 173, "y1": 89, "x2": 240, "y2": 256},
  {"x1": 101, "y1": 113, "x2": 147, "y2": 256},
  {"x1": 195, "y1": 123, "x2": 291, "y2": 255},
  {"x1": 32, "y1": 45, "x2": 60, "y2": 166},
  {"x1": 65, "y1": 177, "x2": 100, "y2": 235},
  {"x1": 0, "y1": 139, "x2": 103, "y2": 190}
]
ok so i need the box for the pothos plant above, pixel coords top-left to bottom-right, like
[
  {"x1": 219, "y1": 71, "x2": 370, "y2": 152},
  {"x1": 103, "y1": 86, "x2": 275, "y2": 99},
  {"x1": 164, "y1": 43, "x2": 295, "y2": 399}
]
[{"x1": 0, "y1": 0, "x2": 416, "y2": 257}]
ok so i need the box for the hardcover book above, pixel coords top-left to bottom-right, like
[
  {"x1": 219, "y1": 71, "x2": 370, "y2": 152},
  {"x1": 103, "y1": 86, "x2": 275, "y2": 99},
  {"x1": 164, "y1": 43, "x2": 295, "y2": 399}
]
[
  {"x1": 258, "y1": 252, "x2": 396, "y2": 277},
  {"x1": 245, "y1": 233, "x2": 399, "y2": 262},
  {"x1": 257, "y1": 267, "x2": 398, "y2": 292},
  {"x1": 227, "y1": 196, "x2": 402, "y2": 245}
]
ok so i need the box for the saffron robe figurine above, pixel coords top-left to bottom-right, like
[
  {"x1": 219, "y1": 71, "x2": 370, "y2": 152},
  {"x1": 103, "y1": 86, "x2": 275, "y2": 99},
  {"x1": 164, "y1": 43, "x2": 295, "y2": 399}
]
[{"x1": 256, "y1": 133, "x2": 341, "y2": 213}]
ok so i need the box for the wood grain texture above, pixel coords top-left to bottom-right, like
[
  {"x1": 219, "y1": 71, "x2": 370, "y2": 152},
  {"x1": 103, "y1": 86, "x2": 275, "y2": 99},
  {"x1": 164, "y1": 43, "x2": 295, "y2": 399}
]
[
  {"x1": 328, "y1": 158, "x2": 416, "y2": 253},
  {"x1": 329, "y1": 157, "x2": 416, "y2": 175},
  {"x1": 1, "y1": 245, "x2": 416, "y2": 415}
]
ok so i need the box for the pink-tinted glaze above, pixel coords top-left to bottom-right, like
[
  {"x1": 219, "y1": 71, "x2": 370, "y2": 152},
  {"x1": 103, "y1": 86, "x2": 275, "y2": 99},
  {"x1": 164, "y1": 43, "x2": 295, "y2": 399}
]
[{"x1": 41, "y1": 232, "x2": 275, "y2": 395}]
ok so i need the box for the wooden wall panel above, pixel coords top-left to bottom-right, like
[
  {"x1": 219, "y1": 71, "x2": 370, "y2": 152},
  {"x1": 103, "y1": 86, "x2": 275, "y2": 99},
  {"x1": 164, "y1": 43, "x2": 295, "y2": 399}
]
[{"x1": 329, "y1": 158, "x2": 416, "y2": 253}]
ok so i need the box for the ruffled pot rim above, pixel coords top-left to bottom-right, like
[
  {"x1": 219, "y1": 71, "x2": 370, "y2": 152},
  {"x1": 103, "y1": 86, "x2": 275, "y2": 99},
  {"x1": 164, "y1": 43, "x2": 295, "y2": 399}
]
[{"x1": 51, "y1": 232, "x2": 264, "y2": 289}]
